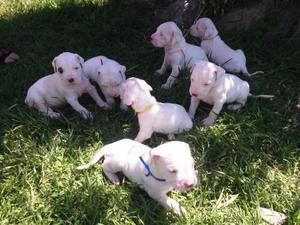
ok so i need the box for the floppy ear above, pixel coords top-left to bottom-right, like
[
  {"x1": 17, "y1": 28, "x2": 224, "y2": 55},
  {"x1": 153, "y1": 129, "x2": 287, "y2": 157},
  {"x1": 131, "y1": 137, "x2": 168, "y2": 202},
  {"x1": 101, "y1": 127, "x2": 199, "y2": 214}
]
[
  {"x1": 136, "y1": 79, "x2": 153, "y2": 92},
  {"x1": 120, "y1": 83, "x2": 135, "y2": 106},
  {"x1": 120, "y1": 65, "x2": 126, "y2": 80},
  {"x1": 52, "y1": 57, "x2": 57, "y2": 73},
  {"x1": 76, "y1": 54, "x2": 84, "y2": 68},
  {"x1": 171, "y1": 30, "x2": 181, "y2": 46},
  {"x1": 203, "y1": 20, "x2": 217, "y2": 39},
  {"x1": 214, "y1": 64, "x2": 225, "y2": 81}
]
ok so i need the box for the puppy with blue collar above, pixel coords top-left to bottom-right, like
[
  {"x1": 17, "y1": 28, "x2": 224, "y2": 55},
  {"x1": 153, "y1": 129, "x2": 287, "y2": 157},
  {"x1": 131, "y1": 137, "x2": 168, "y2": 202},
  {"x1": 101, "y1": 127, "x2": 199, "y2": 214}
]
[{"x1": 77, "y1": 139, "x2": 198, "y2": 215}]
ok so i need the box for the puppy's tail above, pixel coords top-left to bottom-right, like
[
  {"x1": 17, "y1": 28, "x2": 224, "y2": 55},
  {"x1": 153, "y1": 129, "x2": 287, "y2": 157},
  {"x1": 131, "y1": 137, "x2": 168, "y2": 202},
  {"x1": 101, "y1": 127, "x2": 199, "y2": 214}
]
[
  {"x1": 76, "y1": 148, "x2": 106, "y2": 170},
  {"x1": 236, "y1": 49, "x2": 264, "y2": 77},
  {"x1": 248, "y1": 93, "x2": 274, "y2": 98},
  {"x1": 246, "y1": 70, "x2": 264, "y2": 77}
]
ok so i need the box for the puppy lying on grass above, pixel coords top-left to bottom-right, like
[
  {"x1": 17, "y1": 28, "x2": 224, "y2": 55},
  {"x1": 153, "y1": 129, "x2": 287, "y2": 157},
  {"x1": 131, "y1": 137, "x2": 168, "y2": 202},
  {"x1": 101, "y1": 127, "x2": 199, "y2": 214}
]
[
  {"x1": 150, "y1": 21, "x2": 208, "y2": 89},
  {"x1": 25, "y1": 52, "x2": 110, "y2": 119},
  {"x1": 83, "y1": 55, "x2": 127, "y2": 110},
  {"x1": 77, "y1": 139, "x2": 198, "y2": 215},
  {"x1": 188, "y1": 61, "x2": 274, "y2": 126},
  {"x1": 190, "y1": 17, "x2": 263, "y2": 76},
  {"x1": 120, "y1": 77, "x2": 193, "y2": 143}
]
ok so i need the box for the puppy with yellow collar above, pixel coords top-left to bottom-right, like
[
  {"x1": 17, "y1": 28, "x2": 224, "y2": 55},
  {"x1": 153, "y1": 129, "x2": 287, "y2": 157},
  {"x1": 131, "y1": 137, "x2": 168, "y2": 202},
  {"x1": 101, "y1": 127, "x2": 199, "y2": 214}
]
[{"x1": 120, "y1": 77, "x2": 193, "y2": 143}]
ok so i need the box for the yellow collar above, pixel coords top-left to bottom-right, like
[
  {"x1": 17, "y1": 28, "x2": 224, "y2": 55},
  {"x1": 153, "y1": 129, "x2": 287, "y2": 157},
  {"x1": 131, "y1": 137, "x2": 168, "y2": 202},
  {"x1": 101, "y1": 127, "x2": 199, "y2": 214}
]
[{"x1": 134, "y1": 102, "x2": 157, "y2": 115}]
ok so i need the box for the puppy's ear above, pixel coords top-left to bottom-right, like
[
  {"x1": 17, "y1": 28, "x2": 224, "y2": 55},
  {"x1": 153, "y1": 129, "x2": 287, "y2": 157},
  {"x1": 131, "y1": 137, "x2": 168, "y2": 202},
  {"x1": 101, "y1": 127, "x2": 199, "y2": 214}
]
[
  {"x1": 171, "y1": 30, "x2": 181, "y2": 46},
  {"x1": 76, "y1": 54, "x2": 84, "y2": 68},
  {"x1": 52, "y1": 57, "x2": 57, "y2": 73},
  {"x1": 214, "y1": 65, "x2": 225, "y2": 81},
  {"x1": 137, "y1": 79, "x2": 153, "y2": 92},
  {"x1": 203, "y1": 21, "x2": 218, "y2": 39},
  {"x1": 120, "y1": 82, "x2": 134, "y2": 106}
]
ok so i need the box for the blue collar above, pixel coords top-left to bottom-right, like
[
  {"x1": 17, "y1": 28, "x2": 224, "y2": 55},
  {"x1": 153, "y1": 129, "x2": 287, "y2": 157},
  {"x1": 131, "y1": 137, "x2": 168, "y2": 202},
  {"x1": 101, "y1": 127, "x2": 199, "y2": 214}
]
[{"x1": 139, "y1": 156, "x2": 166, "y2": 182}]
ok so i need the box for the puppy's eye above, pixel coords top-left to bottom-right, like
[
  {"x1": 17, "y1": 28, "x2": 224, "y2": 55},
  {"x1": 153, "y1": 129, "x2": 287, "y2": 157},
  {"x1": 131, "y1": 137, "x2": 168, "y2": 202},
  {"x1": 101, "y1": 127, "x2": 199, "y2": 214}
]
[
  {"x1": 58, "y1": 67, "x2": 63, "y2": 74},
  {"x1": 74, "y1": 66, "x2": 79, "y2": 70},
  {"x1": 169, "y1": 169, "x2": 178, "y2": 174},
  {"x1": 203, "y1": 83, "x2": 209, "y2": 86}
]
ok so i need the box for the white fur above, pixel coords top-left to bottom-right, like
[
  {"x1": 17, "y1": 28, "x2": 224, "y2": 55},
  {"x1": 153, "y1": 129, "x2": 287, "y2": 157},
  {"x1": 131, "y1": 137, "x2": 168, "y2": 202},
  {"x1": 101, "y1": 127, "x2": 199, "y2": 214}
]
[
  {"x1": 77, "y1": 139, "x2": 198, "y2": 215},
  {"x1": 83, "y1": 56, "x2": 127, "y2": 110},
  {"x1": 190, "y1": 17, "x2": 263, "y2": 76},
  {"x1": 120, "y1": 77, "x2": 193, "y2": 142},
  {"x1": 188, "y1": 61, "x2": 273, "y2": 126},
  {"x1": 151, "y1": 21, "x2": 208, "y2": 89},
  {"x1": 25, "y1": 52, "x2": 110, "y2": 119}
]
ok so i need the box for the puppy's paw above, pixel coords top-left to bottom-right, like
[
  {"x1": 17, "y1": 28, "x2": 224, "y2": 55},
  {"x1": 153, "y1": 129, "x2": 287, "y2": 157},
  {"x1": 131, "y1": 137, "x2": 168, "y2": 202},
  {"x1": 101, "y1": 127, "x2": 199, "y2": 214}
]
[
  {"x1": 227, "y1": 103, "x2": 242, "y2": 110},
  {"x1": 202, "y1": 117, "x2": 215, "y2": 127},
  {"x1": 154, "y1": 69, "x2": 163, "y2": 76},
  {"x1": 167, "y1": 134, "x2": 175, "y2": 140},
  {"x1": 161, "y1": 83, "x2": 171, "y2": 89},
  {"x1": 81, "y1": 110, "x2": 93, "y2": 119},
  {"x1": 120, "y1": 103, "x2": 128, "y2": 111},
  {"x1": 167, "y1": 199, "x2": 182, "y2": 215},
  {"x1": 101, "y1": 103, "x2": 112, "y2": 110},
  {"x1": 48, "y1": 112, "x2": 61, "y2": 119}
]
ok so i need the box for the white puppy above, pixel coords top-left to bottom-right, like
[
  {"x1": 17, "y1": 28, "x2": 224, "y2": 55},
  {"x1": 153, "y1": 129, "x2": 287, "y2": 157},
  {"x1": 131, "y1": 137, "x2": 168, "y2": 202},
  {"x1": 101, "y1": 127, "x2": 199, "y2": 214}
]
[
  {"x1": 77, "y1": 139, "x2": 198, "y2": 215},
  {"x1": 190, "y1": 17, "x2": 263, "y2": 76},
  {"x1": 188, "y1": 61, "x2": 273, "y2": 126},
  {"x1": 120, "y1": 77, "x2": 193, "y2": 142},
  {"x1": 150, "y1": 21, "x2": 208, "y2": 89},
  {"x1": 83, "y1": 56, "x2": 127, "y2": 110},
  {"x1": 25, "y1": 52, "x2": 110, "y2": 119}
]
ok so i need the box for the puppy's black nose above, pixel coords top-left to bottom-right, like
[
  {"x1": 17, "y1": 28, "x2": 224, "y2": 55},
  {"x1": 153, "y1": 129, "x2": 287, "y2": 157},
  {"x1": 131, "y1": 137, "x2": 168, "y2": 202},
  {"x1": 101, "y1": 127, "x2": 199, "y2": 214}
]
[{"x1": 68, "y1": 78, "x2": 74, "y2": 83}]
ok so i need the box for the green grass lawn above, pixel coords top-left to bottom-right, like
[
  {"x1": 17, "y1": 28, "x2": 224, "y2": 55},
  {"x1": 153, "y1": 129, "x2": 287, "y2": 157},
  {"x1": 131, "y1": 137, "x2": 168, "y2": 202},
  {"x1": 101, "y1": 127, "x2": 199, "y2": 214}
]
[{"x1": 0, "y1": 1, "x2": 299, "y2": 224}]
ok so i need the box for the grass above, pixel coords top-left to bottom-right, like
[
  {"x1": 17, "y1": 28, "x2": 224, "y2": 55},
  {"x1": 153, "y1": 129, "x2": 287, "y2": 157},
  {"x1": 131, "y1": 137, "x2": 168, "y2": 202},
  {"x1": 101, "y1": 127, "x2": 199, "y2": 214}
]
[{"x1": 0, "y1": 0, "x2": 299, "y2": 224}]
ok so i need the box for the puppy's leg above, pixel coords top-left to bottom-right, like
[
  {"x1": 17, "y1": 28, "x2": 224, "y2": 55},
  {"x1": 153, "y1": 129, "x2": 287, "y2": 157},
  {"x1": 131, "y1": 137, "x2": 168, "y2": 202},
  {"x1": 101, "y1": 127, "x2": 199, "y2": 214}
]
[
  {"x1": 66, "y1": 97, "x2": 93, "y2": 119},
  {"x1": 202, "y1": 101, "x2": 224, "y2": 127},
  {"x1": 86, "y1": 85, "x2": 111, "y2": 110},
  {"x1": 167, "y1": 134, "x2": 175, "y2": 140},
  {"x1": 102, "y1": 159, "x2": 122, "y2": 185},
  {"x1": 120, "y1": 100, "x2": 128, "y2": 111},
  {"x1": 155, "y1": 57, "x2": 167, "y2": 76},
  {"x1": 148, "y1": 192, "x2": 185, "y2": 215},
  {"x1": 31, "y1": 98, "x2": 60, "y2": 118},
  {"x1": 161, "y1": 65, "x2": 179, "y2": 89},
  {"x1": 134, "y1": 128, "x2": 153, "y2": 143},
  {"x1": 188, "y1": 96, "x2": 200, "y2": 119}
]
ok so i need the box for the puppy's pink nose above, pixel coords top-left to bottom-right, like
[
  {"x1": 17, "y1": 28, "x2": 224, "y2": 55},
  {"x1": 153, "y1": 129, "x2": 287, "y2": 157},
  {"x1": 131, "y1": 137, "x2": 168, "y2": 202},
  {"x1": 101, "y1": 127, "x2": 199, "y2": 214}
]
[
  {"x1": 184, "y1": 180, "x2": 195, "y2": 189},
  {"x1": 191, "y1": 92, "x2": 198, "y2": 97},
  {"x1": 68, "y1": 78, "x2": 74, "y2": 83}
]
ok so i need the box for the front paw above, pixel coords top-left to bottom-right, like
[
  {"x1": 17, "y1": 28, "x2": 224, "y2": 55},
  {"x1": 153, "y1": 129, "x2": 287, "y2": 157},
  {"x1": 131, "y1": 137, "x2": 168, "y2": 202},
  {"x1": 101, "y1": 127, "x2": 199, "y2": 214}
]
[
  {"x1": 80, "y1": 109, "x2": 93, "y2": 119},
  {"x1": 101, "y1": 103, "x2": 112, "y2": 110},
  {"x1": 154, "y1": 69, "x2": 163, "y2": 76},
  {"x1": 167, "y1": 199, "x2": 185, "y2": 215},
  {"x1": 120, "y1": 103, "x2": 128, "y2": 111},
  {"x1": 202, "y1": 116, "x2": 215, "y2": 127},
  {"x1": 48, "y1": 112, "x2": 61, "y2": 119}
]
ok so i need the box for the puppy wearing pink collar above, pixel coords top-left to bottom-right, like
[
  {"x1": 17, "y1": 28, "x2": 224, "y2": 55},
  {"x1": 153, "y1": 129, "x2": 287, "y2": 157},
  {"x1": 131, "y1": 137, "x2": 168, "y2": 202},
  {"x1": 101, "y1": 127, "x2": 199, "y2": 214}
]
[
  {"x1": 83, "y1": 56, "x2": 127, "y2": 110},
  {"x1": 150, "y1": 21, "x2": 208, "y2": 89},
  {"x1": 77, "y1": 139, "x2": 198, "y2": 215}
]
